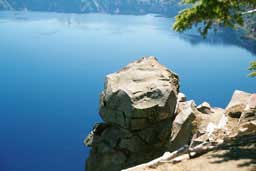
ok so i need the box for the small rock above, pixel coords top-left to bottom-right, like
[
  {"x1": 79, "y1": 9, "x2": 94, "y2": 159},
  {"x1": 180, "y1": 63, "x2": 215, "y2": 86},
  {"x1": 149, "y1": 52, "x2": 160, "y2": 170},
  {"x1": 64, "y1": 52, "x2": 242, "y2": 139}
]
[
  {"x1": 197, "y1": 102, "x2": 213, "y2": 114},
  {"x1": 177, "y1": 92, "x2": 186, "y2": 102}
]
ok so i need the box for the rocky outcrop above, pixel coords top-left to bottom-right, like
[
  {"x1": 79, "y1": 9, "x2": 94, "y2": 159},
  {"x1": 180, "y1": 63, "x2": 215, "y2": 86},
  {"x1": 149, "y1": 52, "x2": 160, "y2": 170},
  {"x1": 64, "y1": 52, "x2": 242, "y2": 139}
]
[
  {"x1": 84, "y1": 57, "x2": 255, "y2": 171},
  {"x1": 122, "y1": 90, "x2": 256, "y2": 171},
  {"x1": 85, "y1": 57, "x2": 180, "y2": 171}
]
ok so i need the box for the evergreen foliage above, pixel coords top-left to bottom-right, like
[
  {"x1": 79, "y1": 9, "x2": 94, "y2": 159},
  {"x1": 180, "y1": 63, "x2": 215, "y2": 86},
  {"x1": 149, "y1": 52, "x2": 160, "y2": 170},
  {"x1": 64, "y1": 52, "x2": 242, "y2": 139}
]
[
  {"x1": 249, "y1": 61, "x2": 256, "y2": 77},
  {"x1": 172, "y1": 0, "x2": 256, "y2": 77},
  {"x1": 173, "y1": 0, "x2": 256, "y2": 36}
]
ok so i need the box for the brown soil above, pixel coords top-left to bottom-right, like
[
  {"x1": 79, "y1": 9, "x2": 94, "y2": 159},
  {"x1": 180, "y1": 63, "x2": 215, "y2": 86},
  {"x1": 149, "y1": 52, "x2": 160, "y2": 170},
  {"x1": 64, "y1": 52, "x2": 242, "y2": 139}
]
[{"x1": 129, "y1": 135, "x2": 256, "y2": 171}]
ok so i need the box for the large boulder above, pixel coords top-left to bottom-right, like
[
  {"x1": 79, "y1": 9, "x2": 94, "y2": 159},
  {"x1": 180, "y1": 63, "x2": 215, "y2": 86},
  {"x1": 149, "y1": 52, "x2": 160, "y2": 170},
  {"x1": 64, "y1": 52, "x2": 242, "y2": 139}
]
[
  {"x1": 99, "y1": 56, "x2": 179, "y2": 130},
  {"x1": 85, "y1": 57, "x2": 180, "y2": 171}
]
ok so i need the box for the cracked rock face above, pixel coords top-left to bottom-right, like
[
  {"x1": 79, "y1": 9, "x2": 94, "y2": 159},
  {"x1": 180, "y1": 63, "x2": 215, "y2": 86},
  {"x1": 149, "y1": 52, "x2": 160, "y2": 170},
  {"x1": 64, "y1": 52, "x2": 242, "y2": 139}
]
[
  {"x1": 85, "y1": 120, "x2": 173, "y2": 171},
  {"x1": 100, "y1": 56, "x2": 179, "y2": 130},
  {"x1": 85, "y1": 57, "x2": 180, "y2": 171}
]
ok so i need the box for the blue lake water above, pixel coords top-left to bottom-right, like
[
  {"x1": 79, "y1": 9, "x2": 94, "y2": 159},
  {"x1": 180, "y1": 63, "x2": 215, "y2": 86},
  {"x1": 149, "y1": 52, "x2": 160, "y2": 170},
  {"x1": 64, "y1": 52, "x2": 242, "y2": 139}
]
[{"x1": 0, "y1": 11, "x2": 255, "y2": 171}]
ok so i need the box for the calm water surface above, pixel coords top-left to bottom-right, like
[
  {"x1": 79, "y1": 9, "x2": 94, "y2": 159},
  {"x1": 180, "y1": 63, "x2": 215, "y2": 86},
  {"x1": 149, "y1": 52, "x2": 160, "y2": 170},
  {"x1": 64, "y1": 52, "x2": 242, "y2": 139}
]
[{"x1": 0, "y1": 11, "x2": 255, "y2": 171}]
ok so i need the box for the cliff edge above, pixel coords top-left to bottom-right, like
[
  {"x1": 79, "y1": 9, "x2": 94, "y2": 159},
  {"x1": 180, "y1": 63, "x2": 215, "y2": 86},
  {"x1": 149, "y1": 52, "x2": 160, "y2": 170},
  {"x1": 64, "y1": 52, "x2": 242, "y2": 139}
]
[{"x1": 84, "y1": 57, "x2": 256, "y2": 171}]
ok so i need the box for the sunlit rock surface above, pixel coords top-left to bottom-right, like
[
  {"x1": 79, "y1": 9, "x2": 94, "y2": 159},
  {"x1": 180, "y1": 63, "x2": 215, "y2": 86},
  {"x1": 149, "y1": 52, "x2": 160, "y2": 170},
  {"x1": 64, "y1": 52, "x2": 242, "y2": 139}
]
[{"x1": 100, "y1": 56, "x2": 179, "y2": 130}]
